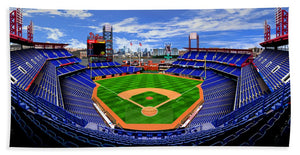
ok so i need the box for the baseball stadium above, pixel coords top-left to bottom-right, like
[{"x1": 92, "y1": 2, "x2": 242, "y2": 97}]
[{"x1": 9, "y1": 7, "x2": 290, "y2": 147}]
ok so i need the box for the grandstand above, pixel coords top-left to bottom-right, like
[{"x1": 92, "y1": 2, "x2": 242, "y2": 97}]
[
  {"x1": 10, "y1": 8, "x2": 290, "y2": 147},
  {"x1": 10, "y1": 47, "x2": 290, "y2": 147}
]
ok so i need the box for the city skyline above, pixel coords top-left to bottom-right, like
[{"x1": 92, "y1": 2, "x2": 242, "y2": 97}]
[{"x1": 15, "y1": 8, "x2": 285, "y2": 51}]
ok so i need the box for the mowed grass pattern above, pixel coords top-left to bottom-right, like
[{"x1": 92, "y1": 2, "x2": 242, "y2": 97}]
[
  {"x1": 96, "y1": 74, "x2": 202, "y2": 124},
  {"x1": 130, "y1": 91, "x2": 169, "y2": 107}
]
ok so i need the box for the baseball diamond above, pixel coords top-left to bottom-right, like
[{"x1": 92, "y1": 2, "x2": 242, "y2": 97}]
[{"x1": 92, "y1": 73, "x2": 204, "y2": 130}]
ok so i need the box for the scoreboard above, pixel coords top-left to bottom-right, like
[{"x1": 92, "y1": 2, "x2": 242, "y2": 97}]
[
  {"x1": 87, "y1": 27, "x2": 113, "y2": 62},
  {"x1": 87, "y1": 38, "x2": 106, "y2": 56},
  {"x1": 93, "y1": 42, "x2": 106, "y2": 55}
]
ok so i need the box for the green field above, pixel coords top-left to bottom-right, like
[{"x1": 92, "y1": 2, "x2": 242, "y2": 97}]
[
  {"x1": 130, "y1": 91, "x2": 169, "y2": 107},
  {"x1": 96, "y1": 74, "x2": 202, "y2": 124}
]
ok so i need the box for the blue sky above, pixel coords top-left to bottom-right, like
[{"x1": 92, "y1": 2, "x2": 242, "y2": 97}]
[{"x1": 15, "y1": 8, "x2": 287, "y2": 51}]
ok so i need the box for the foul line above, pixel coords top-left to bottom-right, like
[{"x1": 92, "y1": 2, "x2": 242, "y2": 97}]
[
  {"x1": 99, "y1": 85, "x2": 123, "y2": 102},
  {"x1": 175, "y1": 84, "x2": 201, "y2": 102}
]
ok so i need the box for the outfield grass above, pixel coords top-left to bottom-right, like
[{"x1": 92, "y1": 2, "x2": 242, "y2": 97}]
[{"x1": 96, "y1": 74, "x2": 202, "y2": 124}]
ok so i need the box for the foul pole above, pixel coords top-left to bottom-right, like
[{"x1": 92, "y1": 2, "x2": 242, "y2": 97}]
[
  {"x1": 204, "y1": 57, "x2": 206, "y2": 80},
  {"x1": 139, "y1": 42, "x2": 142, "y2": 66},
  {"x1": 130, "y1": 41, "x2": 132, "y2": 66}
]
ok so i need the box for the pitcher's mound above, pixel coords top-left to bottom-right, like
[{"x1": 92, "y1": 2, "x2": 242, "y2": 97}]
[
  {"x1": 141, "y1": 107, "x2": 158, "y2": 117},
  {"x1": 146, "y1": 96, "x2": 153, "y2": 100}
]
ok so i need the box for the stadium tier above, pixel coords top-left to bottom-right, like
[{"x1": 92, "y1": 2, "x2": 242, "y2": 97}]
[
  {"x1": 89, "y1": 61, "x2": 121, "y2": 68},
  {"x1": 179, "y1": 51, "x2": 250, "y2": 67},
  {"x1": 10, "y1": 49, "x2": 47, "y2": 90},
  {"x1": 60, "y1": 72, "x2": 105, "y2": 125},
  {"x1": 28, "y1": 62, "x2": 60, "y2": 105},
  {"x1": 37, "y1": 49, "x2": 73, "y2": 59},
  {"x1": 190, "y1": 70, "x2": 236, "y2": 126},
  {"x1": 10, "y1": 48, "x2": 290, "y2": 147},
  {"x1": 57, "y1": 64, "x2": 86, "y2": 76},
  {"x1": 49, "y1": 57, "x2": 82, "y2": 67},
  {"x1": 253, "y1": 50, "x2": 290, "y2": 92},
  {"x1": 238, "y1": 64, "x2": 269, "y2": 107},
  {"x1": 169, "y1": 58, "x2": 242, "y2": 77},
  {"x1": 86, "y1": 66, "x2": 141, "y2": 78}
]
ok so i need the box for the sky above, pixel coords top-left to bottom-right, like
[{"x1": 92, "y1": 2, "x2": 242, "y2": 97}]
[{"x1": 13, "y1": 7, "x2": 287, "y2": 51}]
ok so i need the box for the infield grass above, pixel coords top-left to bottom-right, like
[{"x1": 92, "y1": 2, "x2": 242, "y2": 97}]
[
  {"x1": 96, "y1": 74, "x2": 202, "y2": 124},
  {"x1": 130, "y1": 91, "x2": 169, "y2": 107}
]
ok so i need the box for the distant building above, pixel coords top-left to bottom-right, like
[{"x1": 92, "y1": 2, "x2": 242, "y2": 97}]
[
  {"x1": 65, "y1": 47, "x2": 86, "y2": 52},
  {"x1": 250, "y1": 47, "x2": 264, "y2": 58},
  {"x1": 153, "y1": 48, "x2": 164, "y2": 56},
  {"x1": 79, "y1": 51, "x2": 87, "y2": 59},
  {"x1": 153, "y1": 48, "x2": 179, "y2": 56},
  {"x1": 171, "y1": 48, "x2": 179, "y2": 56},
  {"x1": 179, "y1": 50, "x2": 188, "y2": 56}
]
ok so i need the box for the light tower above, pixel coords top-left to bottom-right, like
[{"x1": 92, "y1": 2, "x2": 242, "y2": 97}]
[
  {"x1": 27, "y1": 20, "x2": 33, "y2": 42},
  {"x1": 264, "y1": 20, "x2": 270, "y2": 41},
  {"x1": 10, "y1": 8, "x2": 23, "y2": 37},
  {"x1": 103, "y1": 24, "x2": 113, "y2": 61},
  {"x1": 16, "y1": 8, "x2": 23, "y2": 37},
  {"x1": 276, "y1": 7, "x2": 288, "y2": 37},
  {"x1": 189, "y1": 32, "x2": 199, "y2": 51}
]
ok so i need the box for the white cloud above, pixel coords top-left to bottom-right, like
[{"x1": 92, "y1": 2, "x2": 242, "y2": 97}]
[
  {"x1": 23, "y1": 9, "x2": 92, "y2": 19},
  {"x1": 225, "y1": 9, "x2": 254, "y2": 16},
  {"x1": 35, "y1": 25, "x2": 64, "y2": 41},
  {"x1": 66, "y1": 39, "x2": 86, "y2": 48},
  {"x1": 114, "y1": 37, "x2": 130, "y2": 49},
  {"x1": 204, "y1": 35, "x2": 264, "y2": 49},
  {"x1": 63, "y1": 10, "x2": 93, "y2": 19},
  {"x1": 86, "y1": 8, "x2": 274, "y2": 49},
  {"x1": 112, "y1": 18, "x2": 158, "y2": 34},
  {"x1": 87, "y1": 26, "x2": 103, "y2": 33},
  {"x1": 137, "y1": 28, "x2": 185, "y2": 39},
  {"x1": 90, "y1": 8, "x2": 271, "y2": 42},
  {"x1": 173, "y1": 9, "x2": 266, "y2": 32},
  {"x1": 204, "y1": 40, "x2": 256, "y2": 49}
]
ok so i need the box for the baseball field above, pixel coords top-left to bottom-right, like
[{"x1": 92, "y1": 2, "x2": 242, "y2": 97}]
[{"x1": 93, "y1": 73, "x2": 203, "y2": 130}]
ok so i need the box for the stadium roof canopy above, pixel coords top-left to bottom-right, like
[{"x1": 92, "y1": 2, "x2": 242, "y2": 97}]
[{"x1": 260, "y1": 34, "x2": 288, "y2": 47}]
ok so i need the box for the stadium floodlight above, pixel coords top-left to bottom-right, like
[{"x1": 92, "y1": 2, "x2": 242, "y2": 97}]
[
  {"x1": 189, "y1": 32, "x2": 197, "y2": 40},
  {"x1": 32, "y1": 21, "x2": 34, "y2": 35},
  {"x1": 104, "y1": 24, "x2": 112, "y2": 32}
]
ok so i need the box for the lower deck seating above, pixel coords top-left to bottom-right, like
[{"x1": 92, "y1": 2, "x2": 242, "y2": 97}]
[
  {"x1": 60, "y1": 72, "x2": 105, "y2": 125},
  {"x1": 85, "y1": 66, "x2": 141, "y2": 78},
  {"x1": 57, "y1": 64, "x2": 86, "y2": 76},
  {"x1": 28, "y1": 62, "x2": 60, "y2": 105},
  {"x1": 89, "y1": 61, "x2": 121, "y2": 68},
  {"x1": 190, "y1": 71, "x2": 236, "y2": 126},
  {"x1": 122, "y1": 66, "x2": 142, "y2": 73},
  {"x1": 238, "y1": 64, "x2": 269, "y2": 107},
  {"x1": 49, "y1": 57, "x2": 81, "y2": 67}
]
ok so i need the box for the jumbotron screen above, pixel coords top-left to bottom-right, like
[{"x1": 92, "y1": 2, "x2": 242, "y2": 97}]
[{"x1": 93, "y1": 43, "x2": 106, "y2": 55}]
